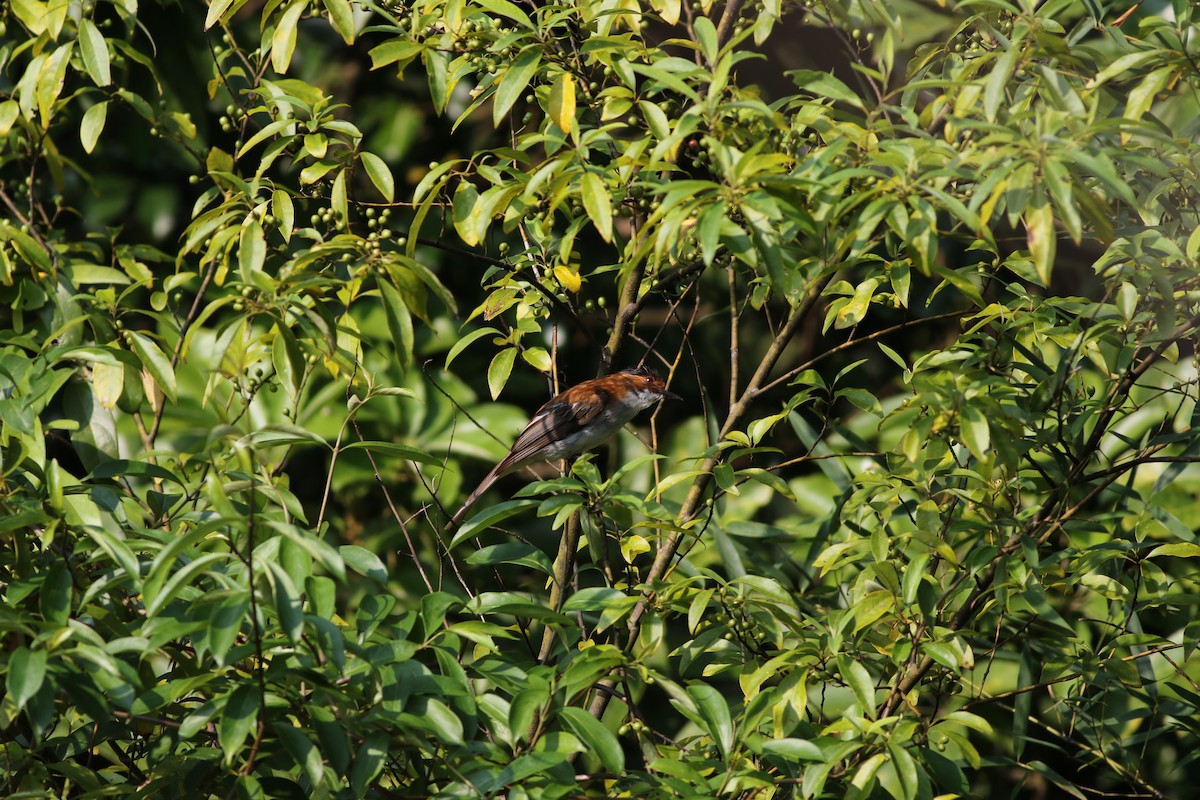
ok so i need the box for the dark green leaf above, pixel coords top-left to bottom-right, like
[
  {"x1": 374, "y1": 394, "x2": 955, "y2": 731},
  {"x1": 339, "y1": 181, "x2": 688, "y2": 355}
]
[{"x1": 6, "y1": 647, "x2": 47, "y2": 712}]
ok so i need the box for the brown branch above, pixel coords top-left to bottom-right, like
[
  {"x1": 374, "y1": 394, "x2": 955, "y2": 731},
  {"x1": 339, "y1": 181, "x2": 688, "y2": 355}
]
[
  {"x1": 715, "y1": 0, "x2": 745, "y2": 51},
  {"x1": 599, "y1": 260, "x2": 648, "y2": 375}
]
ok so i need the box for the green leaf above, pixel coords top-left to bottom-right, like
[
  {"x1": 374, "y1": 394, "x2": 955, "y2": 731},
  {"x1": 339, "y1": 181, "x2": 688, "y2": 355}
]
[
  {"x1": 1124, "y1": 65, "x2": 1174, "y2": 132},
  {"x1": 205, "y1": 0, "x2": 250, "y2": 29},
  {"x1": 509, "y1": 685, "x2": 545, "y2": 743},
  {"x1": 145, "y1": 553, "x2": 227, "y2": 618},
  {"x1": 561, "y1": 587, "x2": 626, "y2": 612},
  {"x1": 834, "y1": 278, "x2": 878, "y2": 330},
  {"x1": 271, "y1": 0, "x2": 304, "y2": 73},
  {"x1": 446, "y1": 326, "x2": 502, "y2": 368},
  {"x1": 694, "y1": 15, "x2": 718, "y2": 64},
  {"x1": 425, "y1": 47, "x2": 451, "y2": 114},
  {"x1": 763, "y1": 738, "x2": 824, "y2": 760},
  {"x1": 7, "y1": 647, "x2": 47, "y2": 712},
  {"x1": 493, "y1": 47, "x2": 541, "y2": 124},
  {"x1": 475, "y1": 0, "x2": 534, "y2": 27},
  {"x1": 0, "y1": 219, "x2": 51, "y2": 272},
  {"x1": 984, "y1": 43, "x2": 1021, "y2": 122},
  {"x1": 11, "y1": 0, "x2": 50, "y2": 34},
  {"x1": 359, "y1": 151, "x2": 394, "y2": 202},
  {"x1": 522, "y1": 346, "x2": 552, "y2": 372},
  {"x1": 266, "y1": 561, "x2": 304, "y2": 644},
  {"x1": 687, "y1": 683, "x2": 733, "y2": 757},
  {"x1": 340, "y1": 545, "x2": 387, "y2": 583},
  {"x1": 450, "y1": 499, "x2": 542, "y2": 547},
  {"x1": 331, "y1": 168, "x2": 348, "y2": 222},
  {"x1": 959, "y1": 403, "x2": 990, "y2": 460},
  {"x1": 78, "y1": 18, "x2": 112, "y2": 86},
  {"x1": 88, "y1": 458, "x2": 183, "y2": 484},
  {"x1": 1147, "y1": 543, "x2": 1200, "y2": 559},
  {"x1": 80, "y1": 101, "x2": 108, "y2": 153},
  {"x1": 218, "y1": 684, "x2": 258, "y2": 764},
  {"x1": 322, "y1": 0, "x2": 356, "y2": 43},
  {"x1": 126, "y1": 331, "x2": 178, "y2": 403},
  {"x1": 421, "y1": 697, "x2": 465, "y2": 745},
  {"x1": 561, "y1": 706, "x2": 625, "y2": 773},
  {"x1": 931, "y1": 264, "x2": 984, "y2": 307},
  {"x1": 342, "y1": 441, "x2": 441, "y2": 466},
  {"x1": 1024, "y1": 192, "x2": 1056, "y2": 286},
  {"x1": 70, "y1": 264, "x2": 130, "y2": 286},
  {"x1": 1042, "y1": 158, "x2": 1081, "y2": 245},
  {"x1": 452, "y1": 180, "x2": 481, "y2": 246},
  {"x1": 350, "y1": 732, "x2": 388, "y2": 796},
  {"x1": 268, "y1": 520, "x2": 348, "y2": 582},
  {"x1": 488, "y1": 347, "x2": 517, "y2": 400},
  {"x1": 924, "y1": 642, "x2": 961, "y2": 671},
  {"x1": 239, "y1": 218, "x2": 266, "y2": 277},
  {"x1": 379, "y1": 279, "x2": 414, "y2": 374},
  {"x1": 369, "y1": 39, "x2": 424, "y2": 71},
  {"x1": 885, "y1": 743, "x2": 920, "y2": 800},
  {"x1": 0, "y1": 100, "x2": 19, "y2": 136},
  {"x1": 1088, "y1": 50, "x2": 1162, "y2": 88},
  {"x1": 786, "y1": 69, "x2": 864, "y2": 109},
  {"x1": 274, "y1": 724, "x2": 325, "y2": 787},
  {"x1": 837, "y1": 654, "x2": 877, "y2": 715},
  {"x1": 466, "y1": 543, "x2": 554, "y2": 575},
  {"x1": 580, "y1": 172, "x2": 613, "y2": 242},
  {"x1": 273, "y1": 189, "x2": 295, "y2": 242},
  {"x1": 36, "y1": 44, "x2": 73, "y2": 129}
]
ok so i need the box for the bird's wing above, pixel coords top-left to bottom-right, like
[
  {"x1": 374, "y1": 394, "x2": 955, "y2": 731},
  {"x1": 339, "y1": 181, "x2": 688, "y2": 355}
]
[{"x1": 494, "y1": 394, "x2": 605, "y2": 475}]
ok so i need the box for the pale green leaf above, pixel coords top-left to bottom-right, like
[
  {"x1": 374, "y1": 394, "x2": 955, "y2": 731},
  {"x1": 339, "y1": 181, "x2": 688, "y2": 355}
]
[
  {"x1": 475, "y1": 0, "x2": 533, "y2": 28},
  {"x1": 488, "y1": 347, "x2": 517, "y2": 399},
  {"x1": 1123, "y1": 65, "x2": 1174, "y2": 136},
  {"x1": 1148, "y1": 543, "x2": 1200, "y2": 559},
  {"x1": 80, "y1": 101, "x2": 108, "y2": 153},
  {"x1": 126, "y1": 331, "x2": 178, "y2": 403},
  {"x1": 78, "y1": 19, "x2": 111, "y2": 86},
  {"x1": 787, "y1": 69, "x2": 864, "y2": 109},
  {"x1": 984, "y1": 44, "x2": 1021, "y2": 122},
  {"x1": 323, "y1": 0, "x2": 356, "y2": 43},
  {"x1": 239, "y1": 218, "x2": 265, "y2": 277},
  {"x1": 359, "y1": 151, "x2": 394, "y2": 202},
  {"x1": 1025, "y1": 193, "x2": 1056, "y2": 286},
  {"x1": 580, "y1": 172, "x2": 613, "y2": 242},
  {"x1": 270, "y1": 1, "x2": 305, "y2": 74},
  {"x1": 960, "y1": 403, "x2": 990, "y2": 460}
]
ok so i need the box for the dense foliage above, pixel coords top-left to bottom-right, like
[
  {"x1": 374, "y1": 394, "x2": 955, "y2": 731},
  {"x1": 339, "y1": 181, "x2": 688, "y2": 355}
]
[{"x1": 3, "y1": 0, "x2": 1200, "y2": 797}]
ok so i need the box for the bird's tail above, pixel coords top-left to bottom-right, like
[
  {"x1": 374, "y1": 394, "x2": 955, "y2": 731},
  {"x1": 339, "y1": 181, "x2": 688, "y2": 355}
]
[{"x1": 447, "y1": 466, "x2": 502, "y2": 531}]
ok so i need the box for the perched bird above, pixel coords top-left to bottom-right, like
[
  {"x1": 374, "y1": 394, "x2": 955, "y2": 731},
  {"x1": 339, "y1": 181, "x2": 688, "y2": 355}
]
[{"x1": 448, "y1": 366, "x2": 680, "y2": 529}]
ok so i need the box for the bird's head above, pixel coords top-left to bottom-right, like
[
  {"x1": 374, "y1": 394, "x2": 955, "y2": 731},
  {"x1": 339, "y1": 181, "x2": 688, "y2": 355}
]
[{"x1": 613, "y1": 366, "x2": 681, "y2": 408}]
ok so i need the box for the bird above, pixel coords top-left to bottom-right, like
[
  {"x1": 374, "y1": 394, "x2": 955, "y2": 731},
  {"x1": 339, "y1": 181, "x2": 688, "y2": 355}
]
[{"x1": 448, "y1": 366, "x2": 680, "y2": 530}]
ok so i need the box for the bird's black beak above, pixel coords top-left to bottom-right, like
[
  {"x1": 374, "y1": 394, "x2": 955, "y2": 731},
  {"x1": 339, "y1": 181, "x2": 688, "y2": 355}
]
[{"x1": 661, "y1": 389, "x2": 682, "y2": 402}]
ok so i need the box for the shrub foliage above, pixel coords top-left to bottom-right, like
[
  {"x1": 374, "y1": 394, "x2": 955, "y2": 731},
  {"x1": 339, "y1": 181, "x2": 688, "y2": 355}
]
[{"x1": 2, "y1": 0, "x2": 1200, "y2": 797}]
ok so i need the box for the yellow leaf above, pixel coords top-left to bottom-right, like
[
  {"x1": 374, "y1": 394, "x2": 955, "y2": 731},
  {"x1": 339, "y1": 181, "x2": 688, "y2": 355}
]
[
  {"x1": 93, "y1": 362, "x2": 123, "y2": 409},
  {"x1": 620, "y1": 534, "x2": 650, "y2": 563},
  {"x1": 554, "y1": 264, "x2": 581, "y2": 292},
  {"x1": 549, "y1": 72, "x2": 576, "y2": 136},
  {"x1": 1025, "y1": 194, "x2": 1056, "y2": 287}
]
